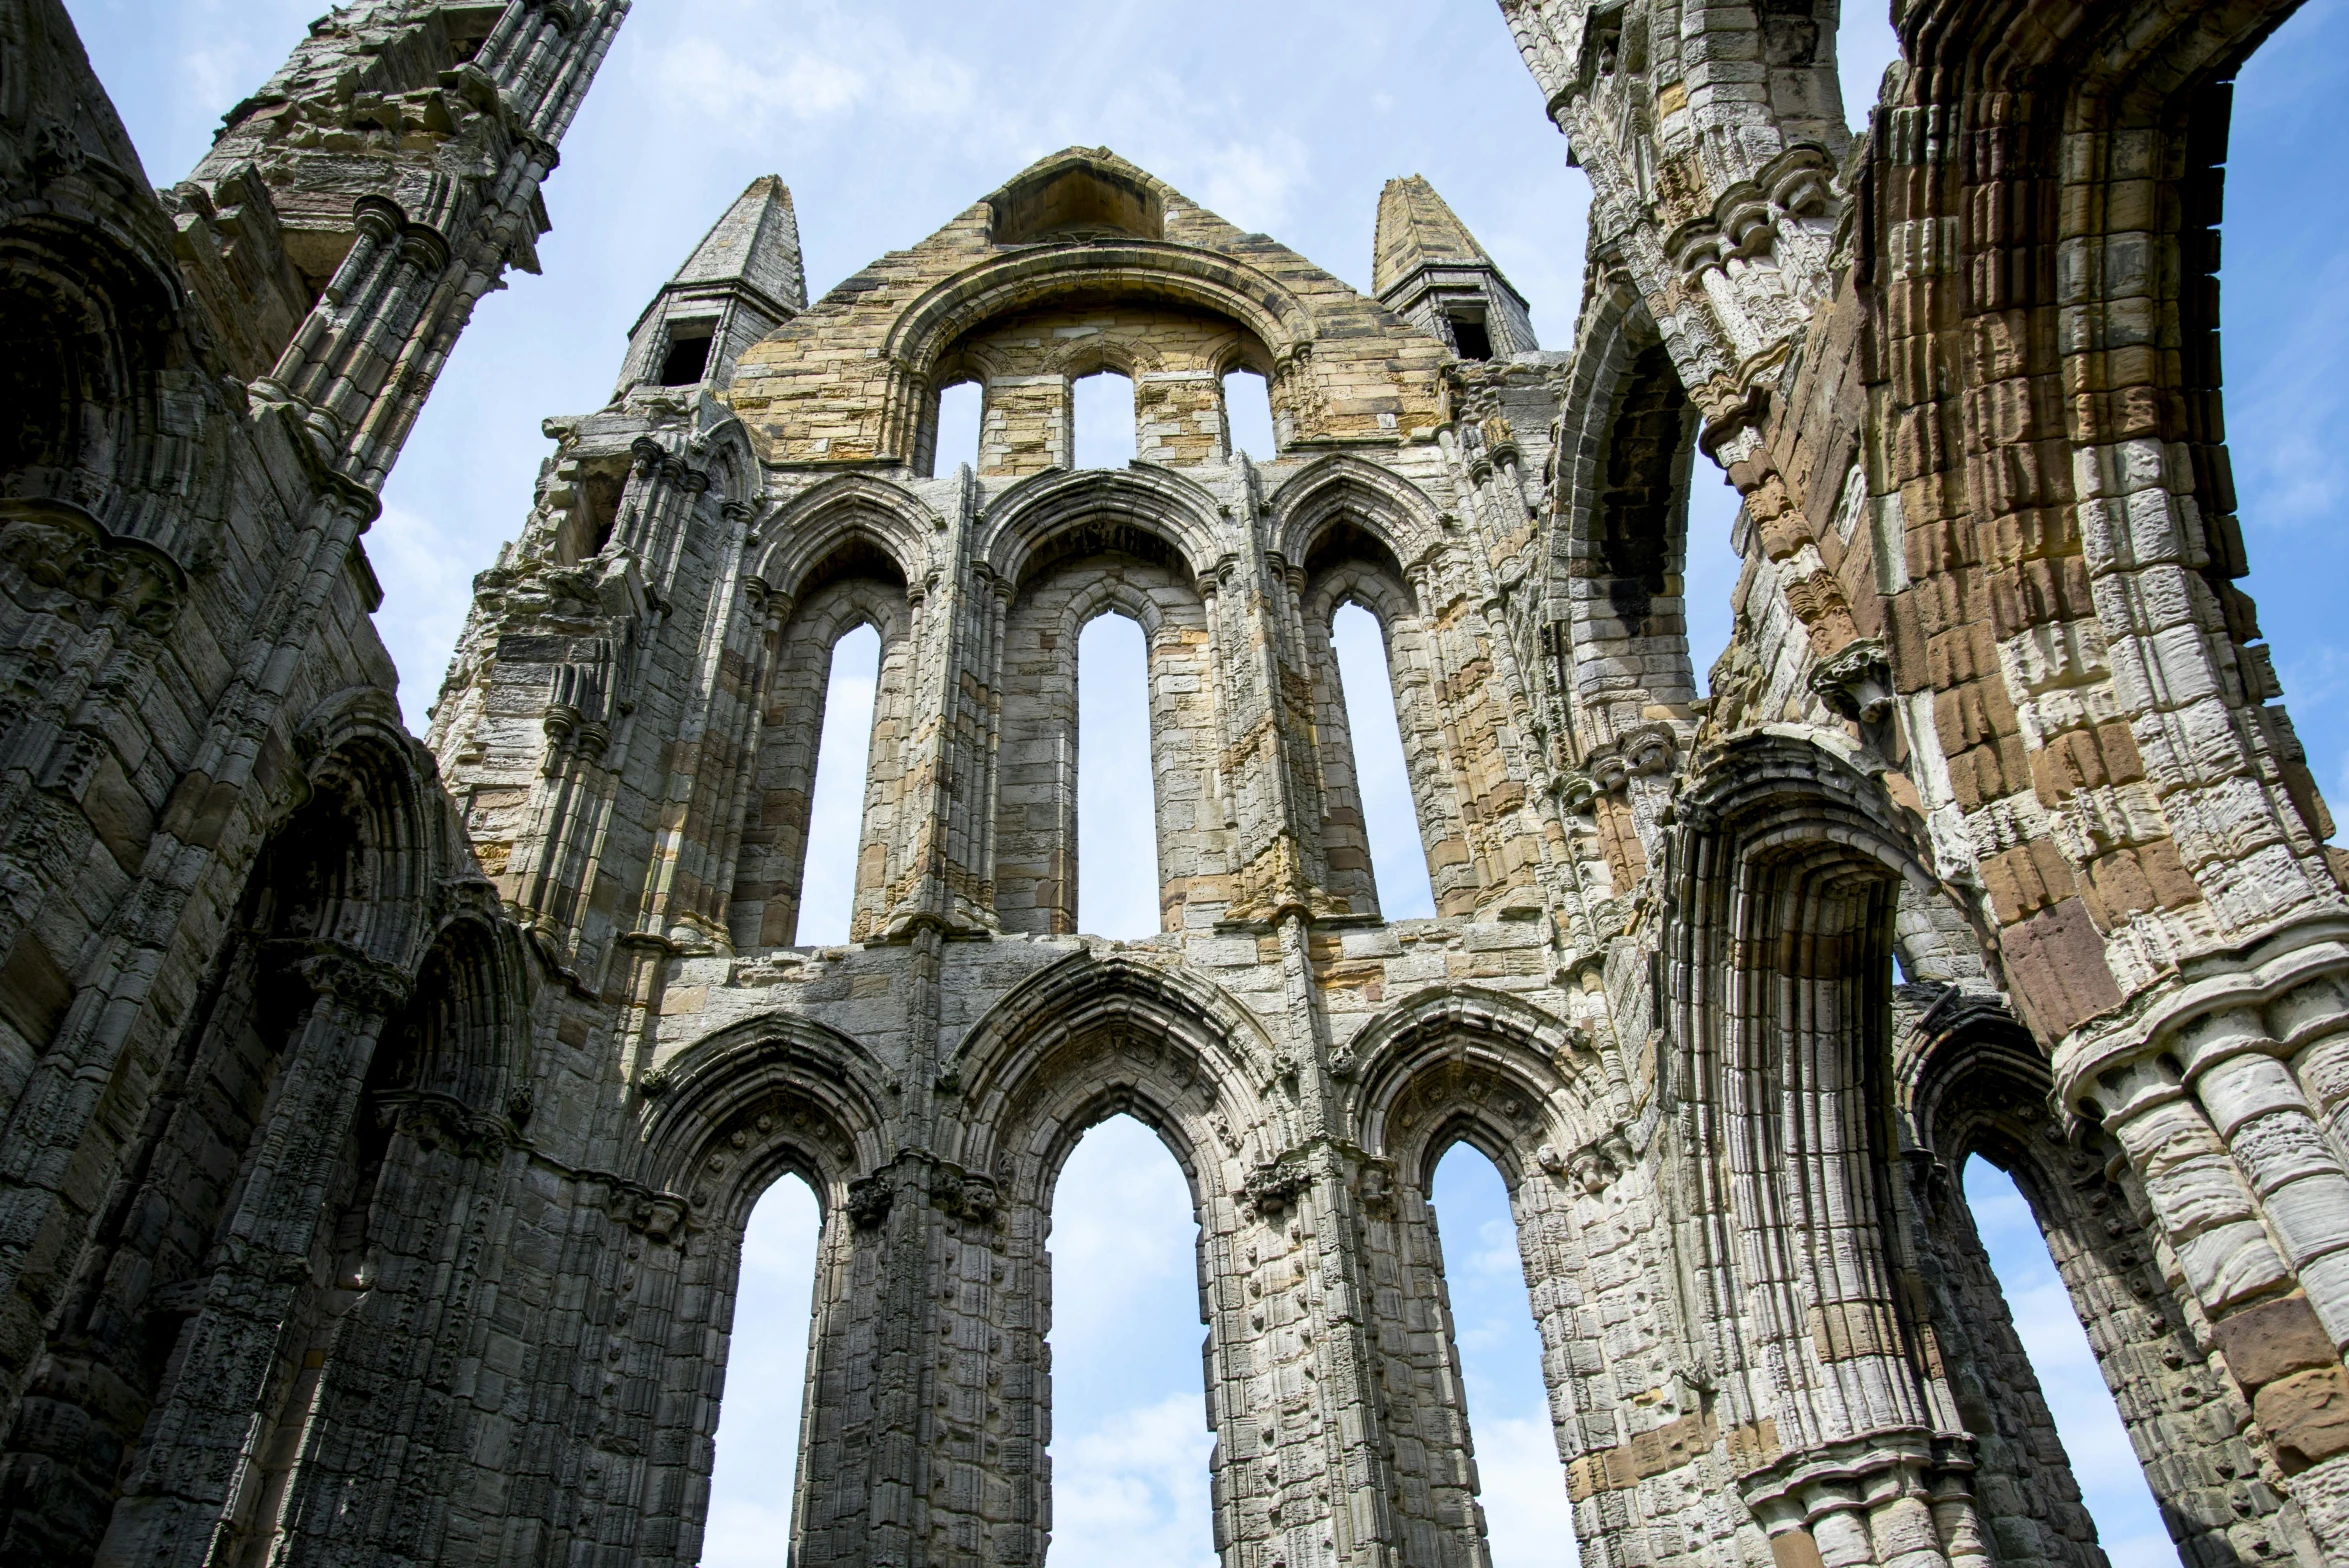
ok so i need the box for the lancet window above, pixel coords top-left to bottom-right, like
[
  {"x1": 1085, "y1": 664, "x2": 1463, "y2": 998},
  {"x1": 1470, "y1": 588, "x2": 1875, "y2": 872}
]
[{"x1": 730, "y1": 538, "x2": 914, "y2": 949}]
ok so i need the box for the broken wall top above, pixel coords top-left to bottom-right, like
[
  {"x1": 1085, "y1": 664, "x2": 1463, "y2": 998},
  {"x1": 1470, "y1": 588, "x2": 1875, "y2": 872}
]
[{"x1": 723, "y1": 147, "x2": 1458, "y2": 467}]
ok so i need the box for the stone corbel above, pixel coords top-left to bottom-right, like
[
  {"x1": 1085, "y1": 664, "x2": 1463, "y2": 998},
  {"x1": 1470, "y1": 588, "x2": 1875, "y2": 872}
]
[
  {"x1": 0, "y1": 499, "x2": 189, "y2": 635},
  {"x1": 1807, "y1": 637, "x2": 1894, "y2": 725},
  {"x1": 846, "y1": 1172, "x2": 895, "y2": 1229},
  {"x1": 1240, "y1": 1158, "x2": 1311, "y2": 1221},
  {"x1": 1552, "y1": 769, "x2": 1600, "y2": 813},
  {"x1": 375, "y1": 1088, "x2": 522, "y2": 1160},
  {"x1": 1723, "y1": 198, "x2": 1776, "y2": 261},
  {"x1": 1582, "y1": 722, "x2": 1677, "y2": 795},
  {"x1": 938, "y1": 1171, "x2": 1001, "y2": 1227}
]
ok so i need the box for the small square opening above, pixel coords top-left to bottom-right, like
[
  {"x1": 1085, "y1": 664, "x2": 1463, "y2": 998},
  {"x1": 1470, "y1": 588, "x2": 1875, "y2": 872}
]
[
  {"x1": 659, "y1": 323, "x2": 716, "y2": 387},
  {"x1": 1448, "y1": 313, "x2": 1494, "y2": 361}
]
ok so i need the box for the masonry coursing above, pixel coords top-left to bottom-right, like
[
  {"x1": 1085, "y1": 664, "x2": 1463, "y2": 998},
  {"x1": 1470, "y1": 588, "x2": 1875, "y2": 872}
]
[{"x1": 0, "y1": 0, "x2": 2344, "y2": 1564}]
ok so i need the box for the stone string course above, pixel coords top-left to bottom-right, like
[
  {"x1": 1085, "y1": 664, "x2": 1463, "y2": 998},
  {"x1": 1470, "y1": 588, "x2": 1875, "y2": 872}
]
[{"x1": 0, "y1": 0, "x2": 2343, "y2": 1563}]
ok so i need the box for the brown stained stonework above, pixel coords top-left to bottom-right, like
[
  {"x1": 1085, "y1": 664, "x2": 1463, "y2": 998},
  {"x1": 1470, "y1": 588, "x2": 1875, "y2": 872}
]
[{"x1": 2, "y1": 0, "x2": 2348, "y2": 1564}]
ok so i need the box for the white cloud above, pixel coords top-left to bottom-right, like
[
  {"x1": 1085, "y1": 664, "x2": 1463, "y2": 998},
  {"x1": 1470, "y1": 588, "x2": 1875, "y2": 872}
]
[
  {"x1": 1051, "y1": 1395, "x2": 1218, "y2": 1568},
  {"x1": 365, "y1": 503, "x2": 479, "y2": 723}
]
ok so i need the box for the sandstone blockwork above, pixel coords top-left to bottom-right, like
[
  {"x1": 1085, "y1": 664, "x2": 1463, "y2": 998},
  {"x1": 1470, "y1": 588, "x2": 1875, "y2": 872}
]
[{"x1": 1, "y1": 0, "x2": 2346, "y2": 1562}]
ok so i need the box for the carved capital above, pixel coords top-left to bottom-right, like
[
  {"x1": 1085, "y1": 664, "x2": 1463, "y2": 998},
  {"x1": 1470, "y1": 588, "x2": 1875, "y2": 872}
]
[
  {"x1": 269, "y1": 940, "x2": 413, "y2": 1019},
  {"x1": 846, "y1": 1172, "x2": 895, "y2": 1229},
  {"x1": 0, "y1": 501, "x2": 187, "y2": 634}
]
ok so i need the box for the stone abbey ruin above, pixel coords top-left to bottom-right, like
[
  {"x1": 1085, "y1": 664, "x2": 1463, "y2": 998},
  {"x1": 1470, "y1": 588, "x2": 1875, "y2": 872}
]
[{"x1": 0, "y1": 0, "x2": 2344, "y2": 1562}]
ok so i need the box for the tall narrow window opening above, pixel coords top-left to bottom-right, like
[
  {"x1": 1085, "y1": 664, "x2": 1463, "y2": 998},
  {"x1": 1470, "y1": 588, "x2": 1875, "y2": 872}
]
[
  {"x1": 1222, "y1": 369, "x2": 1275, "y2": 459},
  {"x1": 1686, "y1": 457, "x2": 1741, "y2": 694},
  {"x1": 932, "y1": 380, "x2": 982, "y2": 477},
  {"x1": 1077, "y1": 611, "x2": 1159, "y2": 939},
  {"x1": 797, "y1": 623, "x2": 880, "y2": 946},
  {"x1": 702, "y1": 1176, "x2": 824, "y2": 1568},
  {"x1": 1331, "y1": 603, "x2": 1436, "y2": 919},
  {"x1": 1072, "y1": 370, "x2": 1137, "y2": 469},
  {"x1": 1429, "y1": 1146, "x2": 1578, "y2": 1568},
  {"x1": 1047, "y1": 1115, "x2": 1213, "y2": 1565},
  {"x1": 1961, "y1": 1157, "x2": 2171, "y2": 1564}
]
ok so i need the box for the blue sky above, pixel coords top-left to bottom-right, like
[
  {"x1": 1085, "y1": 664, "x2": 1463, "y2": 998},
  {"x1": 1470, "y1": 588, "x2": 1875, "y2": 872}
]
[{"x1": 64, "y1": 1, "x2": 2349, "y2": 1563}]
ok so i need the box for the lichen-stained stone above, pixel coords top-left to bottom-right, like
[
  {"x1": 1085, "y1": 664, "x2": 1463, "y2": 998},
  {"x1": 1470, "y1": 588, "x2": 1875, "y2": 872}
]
[{"x1": 1, "y1": 0, "x2": 2345, "y2": 1563}]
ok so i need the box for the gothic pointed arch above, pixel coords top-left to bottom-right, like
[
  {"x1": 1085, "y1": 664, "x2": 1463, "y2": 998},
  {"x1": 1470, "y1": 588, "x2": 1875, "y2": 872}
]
[
  {"x1": 636, "y1": 1013, "x2": 896, "y2": 1226},
  {"x1": 1267, "y1": 452, "x2": 1445, "y2": 579},
  {"x1": 1345, "y1": 983, "x2": 1614, "y2": 1184},
  {"x1": 750, "y1": 473, "x2": 938, "y2": 604},
  {"x1": 976, "y1": 463, "x2": 1225, "y2": 590},
  {"x1": 939, "y1": 950, "x2": 1278, "y2": 1176}
]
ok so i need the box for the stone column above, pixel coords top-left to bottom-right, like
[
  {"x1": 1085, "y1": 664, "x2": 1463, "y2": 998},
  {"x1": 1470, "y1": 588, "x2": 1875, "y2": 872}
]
[{"x1": 95, "y1": 943, "x2": 412, "y2": 1568}]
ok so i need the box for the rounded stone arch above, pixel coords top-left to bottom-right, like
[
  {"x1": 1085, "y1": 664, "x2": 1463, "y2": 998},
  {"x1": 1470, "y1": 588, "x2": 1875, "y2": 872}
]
[
  {"x1": 375, "y1": 905, "x2": 533, "y2": 1115},
  {"x1": 281, "y1": 686, "x2": 448, "y2": 969},
  {"x1": 1667, "y1": 727, "x2": 1940, "y2": 1119},
  {"x1": 976, "y1": 463, "x2": 1225, "y2": 591},
  {"x1": 0, "y1": 216, "x2": 182, "y2": 523},
  {"x1": 1545, "y1": 277, "x2": 1701, "y2": 748},
  {"x1": 1662, "y1": 728, "x2": 2021, "y2": 1550},
  {"x1": 751, "y1": 474, "x2": 938, "y2": 605},
  {"x1": 689, "y1": 413, "x2": 764, "y2": 515},
  {"x1": 736, "y1": 501, "x2": 924, "y2": 948},
  {"x1": 938, "y1": 951, "x2": 1281, "y2": 1191},
  {"x1": 1272, "y1": 458, "x2": 1471, "y2": 920},
  {"x1": 1346, "y1": 984, "x2": 1613, "y2": 1189},
  {"x1": 1206, "y1": 329, "x2": 1278, "y2": 382},
  {"x1": 635, "y1": 1014, "x2": 896, "y2": 1230},
  {"x1": 884, "y1": 243, "x2": 1316, "y2": 389},
  {"x1": 0, "y1": 9, "x2": 195, "y2": 542}
]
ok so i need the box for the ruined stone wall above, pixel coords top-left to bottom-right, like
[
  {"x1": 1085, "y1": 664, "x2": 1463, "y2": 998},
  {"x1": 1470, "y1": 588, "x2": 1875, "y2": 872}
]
[{"x1": 0, "y1": 0, "x2": 2345, "y2": 1563}]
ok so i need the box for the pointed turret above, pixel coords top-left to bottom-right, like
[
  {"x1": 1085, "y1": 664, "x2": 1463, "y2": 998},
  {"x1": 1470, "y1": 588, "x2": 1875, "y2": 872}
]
[
  {"x1": 618, "y1": 175, "x2": 807, "y2": 396},
  {"x1": 1372, "y1": 176, "x2": 1536, "y2": 360}
]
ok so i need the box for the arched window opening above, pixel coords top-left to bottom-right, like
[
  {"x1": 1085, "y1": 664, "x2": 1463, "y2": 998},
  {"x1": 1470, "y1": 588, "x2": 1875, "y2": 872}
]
[
  {"x1": 703, "y1": 1175, "x2": 825, "y2": 1568},
  {"x1": 930, "y1": 379, "x2": 982, "y2": 478},
  {"x1": 1076, "y1": 611, "x2": 1160, "y2": 939},
  {"x1": 1960, "y1": 1157, "x2": 2171, "y2": 1564},
  {"x1": 1222, "y1": 369, "x2": 1275, "y2": 460},
  {"x1": 1429, "y1": 1144, "x2": 1578, "y2": 1568},
  {"x1": 1072, "y1": 370, "x2": 1137, "y2": 470},
  {"x1": 1046, "y1": 1115, "x2": 1212, "y2": 1565},
  {"x1": 797, "y1": 623, "x2": 881, "y2": 946},
  {"x1": 1331, "y1": 602, "x2": 1437, "y2": 919}
]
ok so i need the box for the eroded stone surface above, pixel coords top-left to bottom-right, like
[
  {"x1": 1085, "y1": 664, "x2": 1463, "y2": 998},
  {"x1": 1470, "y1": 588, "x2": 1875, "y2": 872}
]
[{"x1": 0, "y1": 0, "x2": 2345, "y2": 1564}]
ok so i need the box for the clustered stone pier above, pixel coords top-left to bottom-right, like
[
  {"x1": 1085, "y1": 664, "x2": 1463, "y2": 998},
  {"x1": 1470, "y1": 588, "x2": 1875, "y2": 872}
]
[{"x1": 0, "y1": 0, "x2": 2343, "y2": 1565}]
